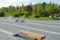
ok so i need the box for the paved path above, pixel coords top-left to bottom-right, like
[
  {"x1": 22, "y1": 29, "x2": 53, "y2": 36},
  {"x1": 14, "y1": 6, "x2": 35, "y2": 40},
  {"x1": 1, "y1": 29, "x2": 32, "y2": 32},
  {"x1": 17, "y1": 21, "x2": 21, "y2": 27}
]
[{"x1": 0, "y1": 17, "x2": 60, "y2": 40}]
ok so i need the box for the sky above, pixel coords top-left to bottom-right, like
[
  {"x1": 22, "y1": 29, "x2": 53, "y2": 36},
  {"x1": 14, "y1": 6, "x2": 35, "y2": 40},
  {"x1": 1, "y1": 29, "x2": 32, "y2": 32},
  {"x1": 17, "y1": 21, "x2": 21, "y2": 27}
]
[{"x1": 0, "y1": 0, "x2": 60, "y2": 8}]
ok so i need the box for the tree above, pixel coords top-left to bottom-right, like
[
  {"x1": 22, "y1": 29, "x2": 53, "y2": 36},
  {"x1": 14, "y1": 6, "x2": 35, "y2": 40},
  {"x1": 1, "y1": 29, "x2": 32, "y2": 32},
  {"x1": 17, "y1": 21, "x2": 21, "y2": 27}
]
[
  {"x1": 46, "y1": 3, "x2": 58, "y2": 19},
  {"x1": 57, "y1": 5, "x2": 60, "y2": 13},
  {"x1": 34, "y1": 4, "x2": 38, "y2": 15},
  {"x1": 25, "y1": 4, "x2": 33, "y2": 17},
  {"x1": 25, "y1": 5, "x2": 33, "y2": 13},
  {"x1": 8, "y1": 5, "x2": 16, "y2": 17},
  {"x1": 39, "y1": 9, "x2": 49, "y2": 17},
  {"x1": 8, "y1": 5, "x2": 15, "y2": 13},
  {"x1": 42, "y1": 2, "x2": 46, "y2": 9}
]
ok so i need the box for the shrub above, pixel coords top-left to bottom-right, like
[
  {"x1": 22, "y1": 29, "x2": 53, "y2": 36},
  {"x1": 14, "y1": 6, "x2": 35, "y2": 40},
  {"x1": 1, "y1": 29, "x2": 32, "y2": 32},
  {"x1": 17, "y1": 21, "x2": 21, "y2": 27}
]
[
  {"x1": 0, "y1": 12, "x2": 4, "y2": 17},
  {"x1": 13, "y1": 13, "x2": 19, "y2": 17}
]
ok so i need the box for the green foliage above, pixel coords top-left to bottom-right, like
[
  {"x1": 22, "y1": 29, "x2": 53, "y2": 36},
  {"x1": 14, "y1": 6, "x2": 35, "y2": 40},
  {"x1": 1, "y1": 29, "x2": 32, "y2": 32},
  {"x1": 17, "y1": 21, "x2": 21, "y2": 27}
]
[
  {"x1": 0, "y1": 2, "x2": 60, "y2": 20},
  {"x1": 25, "y1": 5, "x2": 33, "y2": 12},
  {"x1": 25, "y1": 5, "x2": 33, "y2": 16},
  {"x1": 42, "y1": 2, "x2": 46, "y2": 9},
  {"x1": 0, "y1": 12, "x2": 4, "y2": 17},
  {"x1": 13, "y1": 13, "x2": 20, "y2": 17},
  {"x1": 39, "y1": 17, "x2": 53, "y2": 20},
  {"x1": 39, "y1": 9, "x2": 49, "y2": 17},
  {"x1": 35, "y1": 15, "x2": 40, "y2": 18}
]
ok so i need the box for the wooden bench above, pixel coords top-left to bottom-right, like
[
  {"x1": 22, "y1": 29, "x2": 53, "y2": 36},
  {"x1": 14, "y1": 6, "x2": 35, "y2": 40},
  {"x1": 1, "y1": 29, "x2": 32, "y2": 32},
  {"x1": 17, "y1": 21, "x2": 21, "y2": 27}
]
[{"x1": 20, "y1": 31, "x2": 46, "y2": 40}]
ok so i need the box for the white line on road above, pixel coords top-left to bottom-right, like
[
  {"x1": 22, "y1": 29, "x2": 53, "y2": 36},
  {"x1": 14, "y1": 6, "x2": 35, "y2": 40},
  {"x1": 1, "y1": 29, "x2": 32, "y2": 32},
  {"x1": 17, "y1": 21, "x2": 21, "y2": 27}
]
[
  {"x1": 1, "y1": 18, "x2": 60, "y2": 28},
  {"x1": 1, "y1": 22, "x2": 60, "y2": 35},
  {"x1": 32, "y1": 20, "x2": 60, "y2": 24},
  {"x1": 25, "y1": 22, "x2": 60, "y2": 28},
  {"x1": 0, "y1": 29, "x2": 13, "y2": 35},
  {"x1": 0, "y1": 29, "x2": 22, "y2": 40}
]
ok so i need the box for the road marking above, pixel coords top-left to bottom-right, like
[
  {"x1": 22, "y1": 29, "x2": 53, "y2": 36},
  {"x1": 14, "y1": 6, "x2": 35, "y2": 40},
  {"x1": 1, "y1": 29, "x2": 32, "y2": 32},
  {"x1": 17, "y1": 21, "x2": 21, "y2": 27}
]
[
  {"x1": 32, "y1": 20, "x2": 60, "y2": 24},
  {"x1": 1, "y1": 18, "x2": 60, "y2": 28},
  {"x1": 25, "y1": 22, "x2": 60, "y2": 28},
  {"x1": 0, "y1": 29, "x2": 13, "y2": 35},
  {"x1": 1, "y1": 22, "x2": 60, "y2": 35},
  {"x1": 0, "y1": 29, "x2": 15, "y2": 38},
  {"x1": 0, "y1": 29, "x2": 23, "y2": 40}
]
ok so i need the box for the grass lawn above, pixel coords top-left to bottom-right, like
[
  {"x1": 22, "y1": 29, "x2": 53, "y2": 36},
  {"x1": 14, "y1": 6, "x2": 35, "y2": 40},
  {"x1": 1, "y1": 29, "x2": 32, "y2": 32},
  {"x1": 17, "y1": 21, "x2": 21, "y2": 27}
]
[
  {"x1": 28, "y1": 17, "x2": 53, "y2": 20},
  {"x1": 39, "y1": 17, "x2": 53, "y2": 20},
  {"x1": 4, "y1": 13, "x2": 54, "y2": 20}
]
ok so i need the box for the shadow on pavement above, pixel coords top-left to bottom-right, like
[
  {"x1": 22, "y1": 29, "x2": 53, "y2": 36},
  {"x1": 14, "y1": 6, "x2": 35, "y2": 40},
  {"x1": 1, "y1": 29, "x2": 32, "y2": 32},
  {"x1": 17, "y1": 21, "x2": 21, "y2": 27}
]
[{"x1": 13, "y1": 33, "x2": 34, "y2": 40}]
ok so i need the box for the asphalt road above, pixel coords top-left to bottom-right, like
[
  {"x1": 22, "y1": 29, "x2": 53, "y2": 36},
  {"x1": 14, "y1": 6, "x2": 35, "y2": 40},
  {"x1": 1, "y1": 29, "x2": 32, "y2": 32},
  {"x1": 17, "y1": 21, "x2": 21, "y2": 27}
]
[{"x1": 0, "y1": 17, "x2": 60, "y2": 40}]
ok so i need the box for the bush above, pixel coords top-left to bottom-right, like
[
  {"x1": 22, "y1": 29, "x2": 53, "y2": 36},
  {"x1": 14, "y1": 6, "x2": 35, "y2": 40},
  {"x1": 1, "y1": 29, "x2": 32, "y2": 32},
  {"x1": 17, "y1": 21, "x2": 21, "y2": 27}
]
[
  {"x1": 13, "y1": 14, "x2": 20, "y2": 17},
  {"x1": 25, "y1": 14, "x2": 29, "y2": 18},
  {"x1": 35, "y1": 15, "x2": 40, "y2": 18},
  {"x1": 0, "y1": 12, "x2": 4, "y2": 17},
  {"x1": 19, "y1": 12, "x2": 24, "y2": 17},
  {"x1": 39, "y1": 10, "x2": 49, "y2": 17}
]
